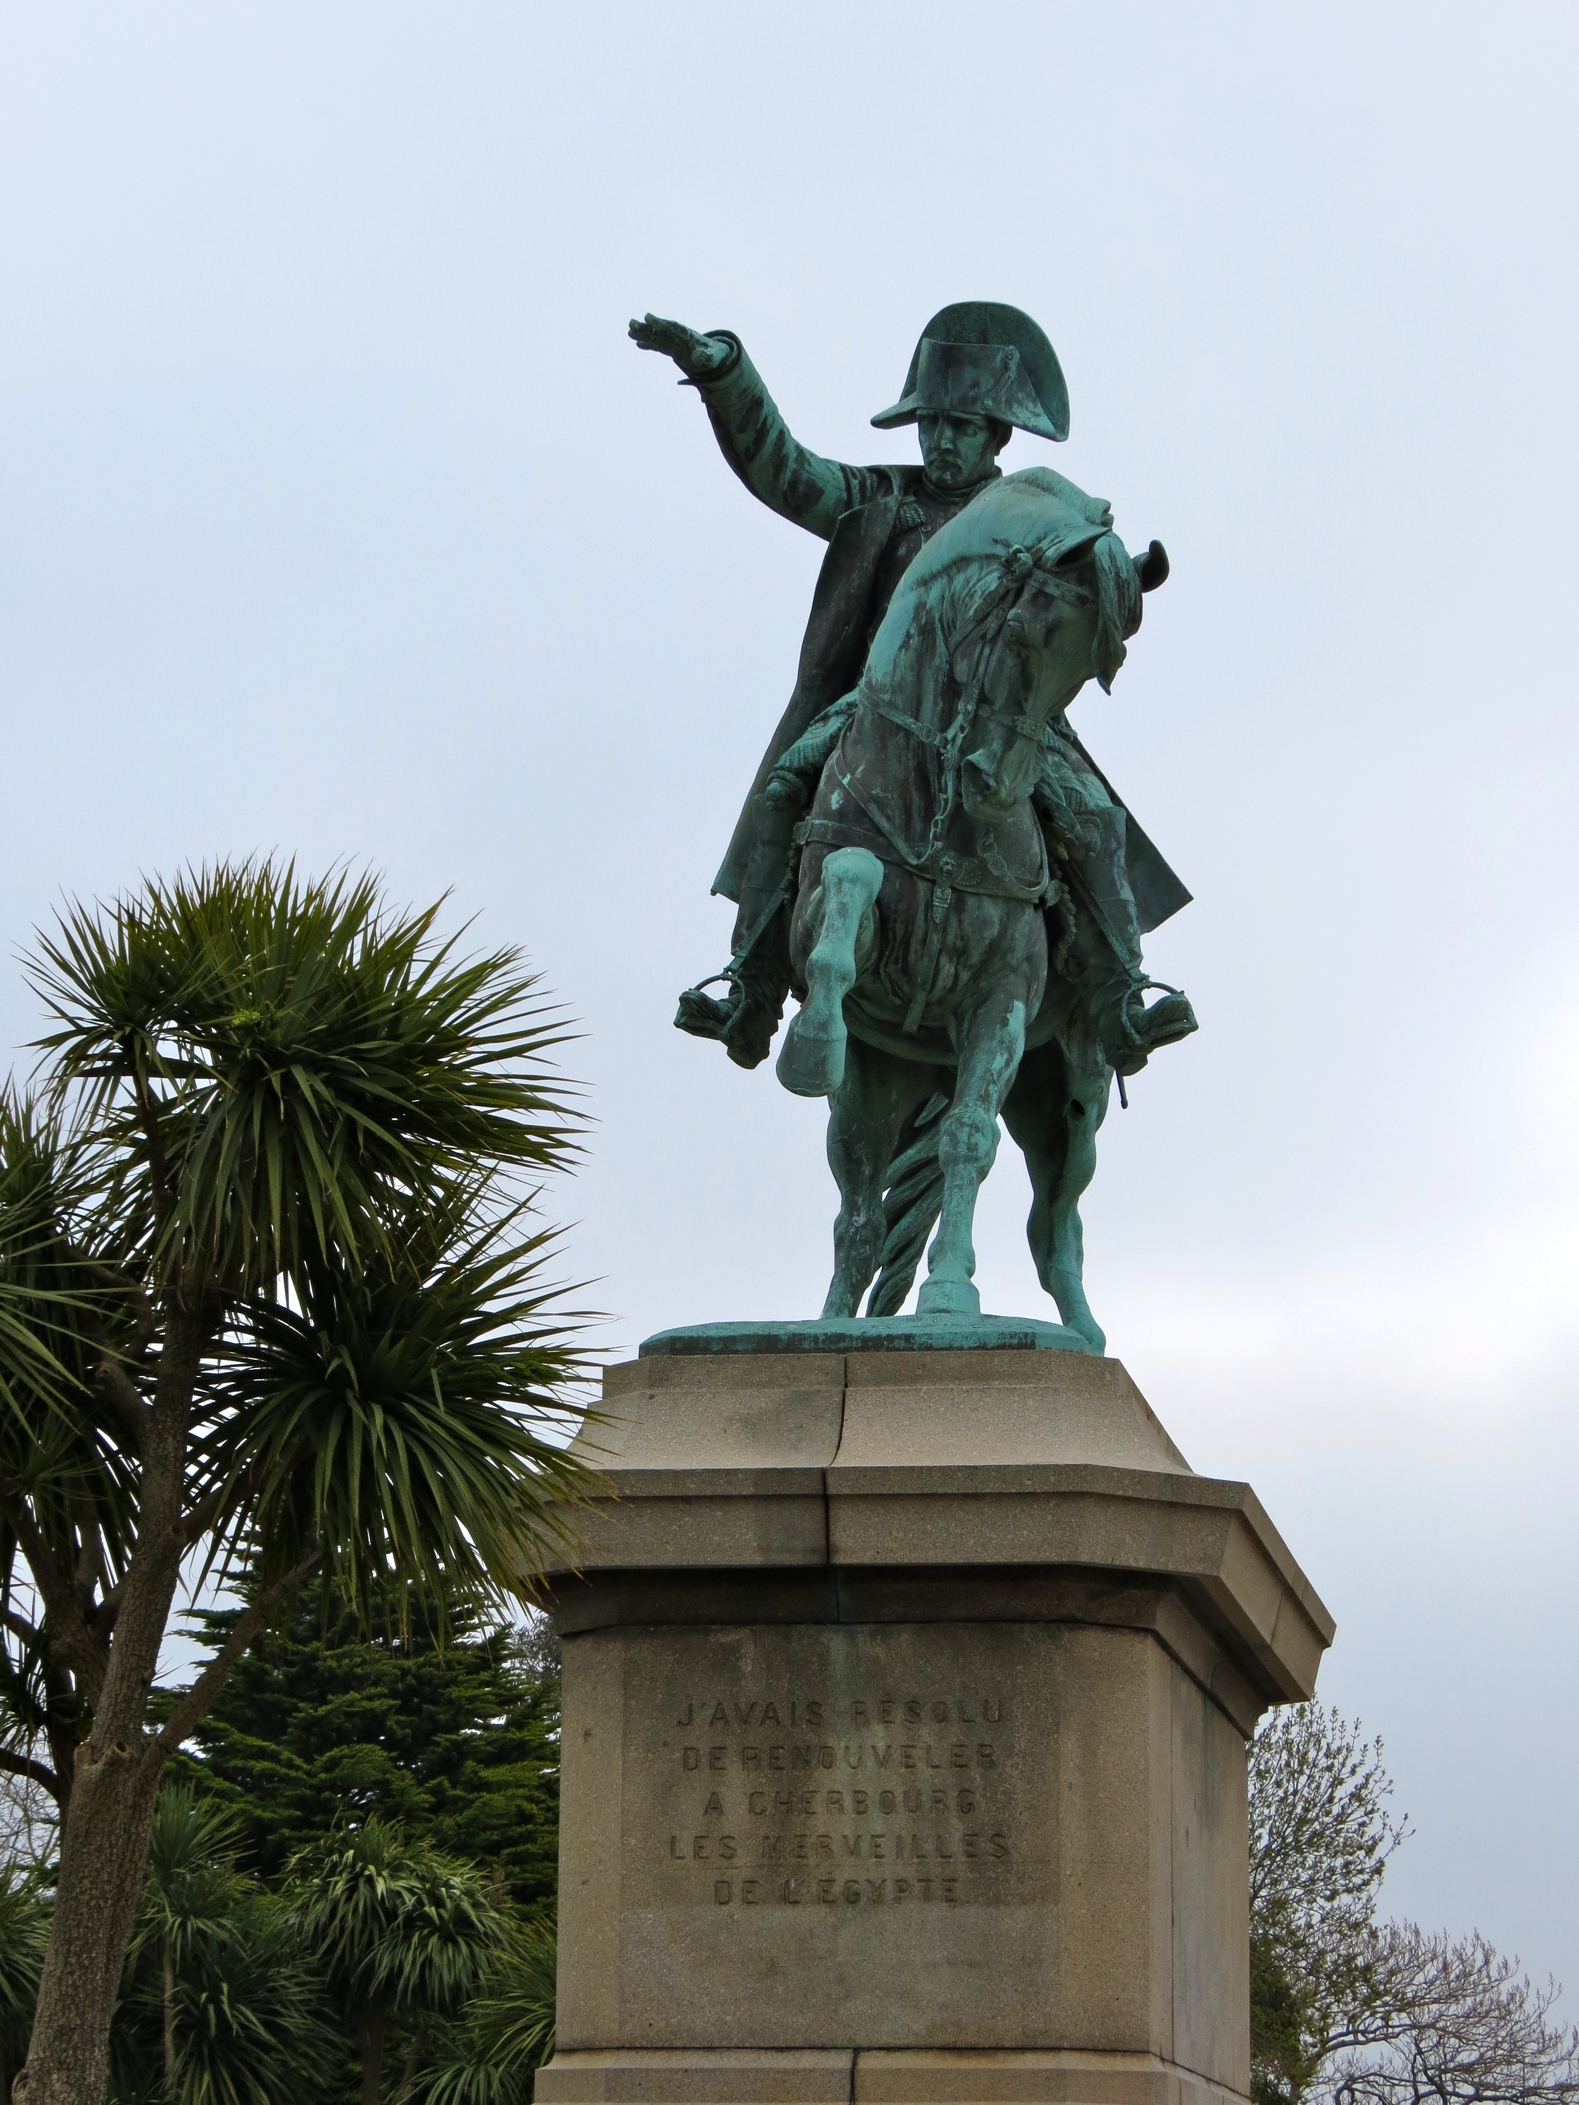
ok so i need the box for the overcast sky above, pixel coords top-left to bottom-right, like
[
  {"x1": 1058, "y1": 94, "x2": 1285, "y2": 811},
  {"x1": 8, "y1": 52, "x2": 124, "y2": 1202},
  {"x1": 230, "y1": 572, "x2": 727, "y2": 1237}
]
[{"x1": 3, "y1": 0, "x2": 1576, "y2": 2003}]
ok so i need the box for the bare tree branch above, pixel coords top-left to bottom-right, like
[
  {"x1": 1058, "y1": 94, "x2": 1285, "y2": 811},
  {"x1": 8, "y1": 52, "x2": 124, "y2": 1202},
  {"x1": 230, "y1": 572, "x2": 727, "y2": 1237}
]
[
  {"x1": 0, "y1": 1744, "x2": 65, "y2": 1808},
  {"x1": 1330, "y1": 1925, "x2": 1579, "y2": 2105},
  {"x1": 0, "y1": 1605, "x2": 42, "y2": 1649}
]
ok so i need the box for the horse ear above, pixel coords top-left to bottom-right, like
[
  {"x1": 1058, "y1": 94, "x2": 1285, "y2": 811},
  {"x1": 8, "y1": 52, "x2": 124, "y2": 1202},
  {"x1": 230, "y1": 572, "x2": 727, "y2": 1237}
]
[{"x1": 1135, "y1": 539, "x2": 1169, "y2": 592}]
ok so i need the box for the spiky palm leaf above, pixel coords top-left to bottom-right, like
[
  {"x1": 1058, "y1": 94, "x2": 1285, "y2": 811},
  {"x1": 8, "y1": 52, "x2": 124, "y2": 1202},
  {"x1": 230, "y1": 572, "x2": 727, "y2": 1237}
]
[
  {"x1": 0, "y1": 1863, "x2": 50, "y2": 2094},
  {"x1": 286, "y1": 1818, "x2": 511, "y2": 2100},
  {"x1": 15, "y1": 862, "x2": 594, "y2": 1632},
  {"x1": 29, "y1": 862, "x2": 582, "y2": 1299},
  {"x1": 196, "y1": 1183, "x2": 591, "y2": 1620},
  {"x1": 128, "y1": 1784, "x2": 251, "y2": 1976},
  {"x1": 0, "y1": 1088, "x2": 131, "y2": 1438},
  {"x1": 417, "y1": 1922, "x2": 557, "y2": 2105},
  {"x1": 286, "y1": 1819, "x2": 509, "y2": 2021},
  {"x1": 0, "y1": 1089, "x2": 140, "y2": 1799},
  {"x1": 162, "y1": 1897, "x2": 337, "y2": 2105},
  {"x1": 113, "y1": 1786, "x2": 337, "y2": 2105},
  {"x1": 0, "y1": 1093, "x2": 89, "y2": 1427}
]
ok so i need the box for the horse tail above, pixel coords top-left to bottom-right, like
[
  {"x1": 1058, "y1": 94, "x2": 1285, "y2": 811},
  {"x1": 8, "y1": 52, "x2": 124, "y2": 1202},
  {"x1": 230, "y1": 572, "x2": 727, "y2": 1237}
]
[{"x1": 866, "y1": 1092, "x2": 949, "y2": 1316}]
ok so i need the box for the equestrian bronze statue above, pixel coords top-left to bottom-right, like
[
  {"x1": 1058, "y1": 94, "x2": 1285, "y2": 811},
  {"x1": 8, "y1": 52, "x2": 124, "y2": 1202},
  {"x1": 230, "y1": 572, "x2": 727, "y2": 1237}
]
[{"x1": 631, "y1": 302, "x2": 1196, "y2": 1349}]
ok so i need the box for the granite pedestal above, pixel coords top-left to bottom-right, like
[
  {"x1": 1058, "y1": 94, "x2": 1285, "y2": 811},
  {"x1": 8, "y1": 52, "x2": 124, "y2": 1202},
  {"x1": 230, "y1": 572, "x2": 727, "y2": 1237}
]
[{"x1": 538, "y1": 1338, "x2": 1331, "y2": 2105}]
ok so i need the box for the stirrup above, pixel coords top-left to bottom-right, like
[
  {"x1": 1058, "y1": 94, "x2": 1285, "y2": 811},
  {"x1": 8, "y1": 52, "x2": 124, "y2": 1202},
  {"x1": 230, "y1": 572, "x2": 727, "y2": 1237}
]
[
  {"x1": 674, "y1": 973, "x2": 735, "y2": 1043},
  {"x1": 1114, "y1": 980, "x2": 1197, "y2": 1073}
]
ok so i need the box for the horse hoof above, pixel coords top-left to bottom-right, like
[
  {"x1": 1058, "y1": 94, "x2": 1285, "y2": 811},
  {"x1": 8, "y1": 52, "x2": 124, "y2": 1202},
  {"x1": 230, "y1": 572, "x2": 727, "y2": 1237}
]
[
  {"x1": 776, "y1": 1020, "x2": 846, "y2": 1098},
  {"x1": 1073, "y1": 1315, "x2": 1106, "y2": 1354},
  {"x1": 1041, "y1": 1267, "x2": 1106, "y2": 1354},
  {"x1": 917, "y1": 1275, "x2": 981, "y2": 1318}
]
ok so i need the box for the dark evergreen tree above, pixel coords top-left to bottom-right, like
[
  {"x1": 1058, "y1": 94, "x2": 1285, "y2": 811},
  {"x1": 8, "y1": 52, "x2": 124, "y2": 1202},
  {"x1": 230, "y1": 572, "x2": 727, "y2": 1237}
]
[{"x1": 161, "y1": 1594, "x2": 560, "y2": 1909}]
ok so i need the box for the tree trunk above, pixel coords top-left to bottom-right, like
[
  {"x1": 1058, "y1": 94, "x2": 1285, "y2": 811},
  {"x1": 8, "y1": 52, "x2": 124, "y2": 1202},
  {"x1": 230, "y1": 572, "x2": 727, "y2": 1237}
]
[
  {"x1": 11, "y1": 1738, "x2": 163, "y2": 2103},
  {"x1": 13, "y1": 1302, "x2": 206, "y2": 2104},
  {"x1": 357, "y1": 2007, "x2": 386, "y2": 2105},
  {"x1": 392, "y1": 2018, "x2": 428, "y2": 2104}
]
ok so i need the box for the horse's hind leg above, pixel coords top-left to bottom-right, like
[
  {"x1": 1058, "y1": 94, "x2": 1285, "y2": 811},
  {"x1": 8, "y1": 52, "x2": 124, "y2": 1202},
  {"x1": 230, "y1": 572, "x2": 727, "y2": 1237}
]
[
  {"x1": 777, "y1": 848, "x2": 883, "y2": 1099},
  {"x1": 821, "y1": 1041, "x2": 931, "y2": 1318},
  {"x1": 1002, "y1": 1039, "x2": 1111, "y2": 1352},
  {"x1": 917, "y1": 989, "x2": 1028, "y2": 1319}
]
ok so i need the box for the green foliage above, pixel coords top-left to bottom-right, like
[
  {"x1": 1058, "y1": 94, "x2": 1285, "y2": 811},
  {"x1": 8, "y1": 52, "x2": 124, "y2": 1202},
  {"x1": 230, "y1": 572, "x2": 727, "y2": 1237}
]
[
  {"x1": 285, "y1": 1817, "x2": 512, "y2": 2099},
  {"x1": 417, "y1": 1921, "x2": 557, "y2": 2105},
  {"x1": 205, "y1": 1185, "x2": 591, "y2": 1621},
  {"x1": 0, "y1": 1085, "x2": 110, "y2": 1427},
  {"x1": 1249, "y1": 1705, "x2": 1409, "y2": 2105},
  {"x1": 163, "y1": 1593, "x2": 560, "y2": 1900},
  {"x1": 113, "y1": 1896, "x2": 340, "y2": 2105},
  {"x1": 1251, "y1": 1932, "x2": 1321, "y2": 2105},
  {"x1": 3, "y1": 861, "x2": 595, "y2": 2104},
  {"x1": 22, "y1": 859, "x2": 593, "y2": 1625},
  {"x1": 0, "y1": 1862, "x2": 50, "y2": 2099},
  {"x1": 287, "y1": 1818, "x2": 510, "y2": 2018},
  {"x1": 127, "y1": 1785, "x2": 254, "y2": 1998},
  {"x1": 29, "y1": 863, "x2": 580, "y2": 1300},
  {"x1": 110, "y1": 1782, "x2": 338, "y2": 2105}
]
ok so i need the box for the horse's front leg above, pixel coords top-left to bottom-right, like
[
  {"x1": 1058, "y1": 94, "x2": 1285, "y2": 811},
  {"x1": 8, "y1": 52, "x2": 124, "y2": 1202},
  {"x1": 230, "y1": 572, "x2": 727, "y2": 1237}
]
[
  {"x1": 917, "y1": 987, "x2": 1030, "y2": 1319},
  {"x1": 777, "y1": 847, "x2": 883, "y2": 1099}
]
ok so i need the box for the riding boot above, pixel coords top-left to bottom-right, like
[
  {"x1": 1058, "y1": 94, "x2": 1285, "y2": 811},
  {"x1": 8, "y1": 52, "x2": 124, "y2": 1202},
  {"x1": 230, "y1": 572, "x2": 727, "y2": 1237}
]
[
  {"x1": 1110, "y1": 986, "x2": 1199, "y2": 1076},
  {"x1": 723, "y1": 900, "x2": 792, "y2": 1069}
]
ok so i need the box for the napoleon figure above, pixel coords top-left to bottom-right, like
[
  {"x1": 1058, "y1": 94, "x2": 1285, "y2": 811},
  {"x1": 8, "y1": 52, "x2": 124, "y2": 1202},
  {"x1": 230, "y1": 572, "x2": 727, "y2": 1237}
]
[{"x1": 630, "y1": 302, "x2": 1195, "y2": 1078}]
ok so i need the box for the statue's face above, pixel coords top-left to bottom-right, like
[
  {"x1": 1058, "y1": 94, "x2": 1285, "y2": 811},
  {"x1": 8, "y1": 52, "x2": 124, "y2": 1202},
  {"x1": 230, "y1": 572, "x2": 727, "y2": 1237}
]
[{"x1": 918, "y1": 411, "x2": 1002, "y2": 490}]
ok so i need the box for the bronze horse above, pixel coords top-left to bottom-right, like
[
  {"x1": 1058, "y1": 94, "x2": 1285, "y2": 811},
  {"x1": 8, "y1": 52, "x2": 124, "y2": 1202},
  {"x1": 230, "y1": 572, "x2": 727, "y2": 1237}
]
[{"x1": 776, "y1": 467, "x2": 1180, "y2": 1348}]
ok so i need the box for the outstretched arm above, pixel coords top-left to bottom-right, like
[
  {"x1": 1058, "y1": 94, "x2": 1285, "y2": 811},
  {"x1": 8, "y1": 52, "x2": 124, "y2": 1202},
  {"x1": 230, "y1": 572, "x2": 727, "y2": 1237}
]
[{"x1": 630, "y1": 312, "x2": 891, "y2": 541}]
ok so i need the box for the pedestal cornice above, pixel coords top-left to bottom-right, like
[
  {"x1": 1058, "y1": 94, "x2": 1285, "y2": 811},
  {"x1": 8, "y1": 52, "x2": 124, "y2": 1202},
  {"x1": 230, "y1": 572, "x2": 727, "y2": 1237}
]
[{"x1": 550, "y1": 1345, "x2": 1333, "y2": 1733}]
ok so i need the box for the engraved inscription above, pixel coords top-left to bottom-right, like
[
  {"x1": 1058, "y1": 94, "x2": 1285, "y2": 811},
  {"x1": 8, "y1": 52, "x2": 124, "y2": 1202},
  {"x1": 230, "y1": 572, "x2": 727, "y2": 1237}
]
[{"x1": 658, "y1": 1690, "x2": 1016, "y2": 1907}]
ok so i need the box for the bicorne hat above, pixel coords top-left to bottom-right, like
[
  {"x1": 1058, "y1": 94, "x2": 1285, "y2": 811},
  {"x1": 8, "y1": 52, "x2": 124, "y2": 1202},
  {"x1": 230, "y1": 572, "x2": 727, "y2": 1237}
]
[{"x1": 871, "y1": 301, "x2": 1069, "y2": 443}]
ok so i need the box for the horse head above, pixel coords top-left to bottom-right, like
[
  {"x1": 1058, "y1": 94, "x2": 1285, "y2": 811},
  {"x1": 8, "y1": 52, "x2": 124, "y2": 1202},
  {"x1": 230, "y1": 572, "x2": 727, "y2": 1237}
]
[{"x1": 957, "y1": 507, "x2": 1143, "y2": 827}]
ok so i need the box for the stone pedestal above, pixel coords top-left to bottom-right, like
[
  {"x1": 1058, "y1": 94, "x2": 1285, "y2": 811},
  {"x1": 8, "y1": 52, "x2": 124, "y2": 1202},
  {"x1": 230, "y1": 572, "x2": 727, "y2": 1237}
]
[{"x1": 538, "y1": 1341, "x2": 1331, "y2": 2105}]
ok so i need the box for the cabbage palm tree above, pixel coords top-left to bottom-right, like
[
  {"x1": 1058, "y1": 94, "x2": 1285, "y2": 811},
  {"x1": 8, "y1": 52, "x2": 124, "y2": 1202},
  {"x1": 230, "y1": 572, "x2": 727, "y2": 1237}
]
[
  {"x1": 286, "y1": 1818, "x2": 510, "y2": 2105},
  {"x1": 111, "y1": 1782, "x2": 336, "y2": 2105},
  {"x1": 129, "y1": 1785, "x2": 251, "y2": 2089},
  {"x1": 417, "y1": 1919, "x2": 557, "y2": 2105},
  {"x1": 0, "y1": 863, "x2": 595, "y2": 2105}
]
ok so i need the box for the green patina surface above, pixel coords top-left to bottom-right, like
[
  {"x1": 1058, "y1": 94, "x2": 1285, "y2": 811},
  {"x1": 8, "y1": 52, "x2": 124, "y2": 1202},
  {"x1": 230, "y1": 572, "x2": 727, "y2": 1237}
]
[
  {"x1": 632, "y1": 305, "x2": 1198, "y2": 1352},
  {"x1": 639, "y1": 1315, "x2": 1092, "y2": 1358}
]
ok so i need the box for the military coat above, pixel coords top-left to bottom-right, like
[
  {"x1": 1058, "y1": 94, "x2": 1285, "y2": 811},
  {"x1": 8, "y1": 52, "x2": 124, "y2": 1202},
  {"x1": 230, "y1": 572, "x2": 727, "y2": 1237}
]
[{"x1": 695, "y1": 335, "x2": 1190, "y2": 934}]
